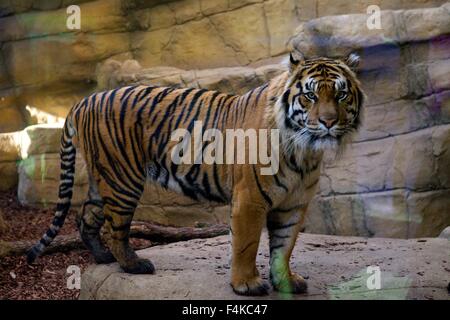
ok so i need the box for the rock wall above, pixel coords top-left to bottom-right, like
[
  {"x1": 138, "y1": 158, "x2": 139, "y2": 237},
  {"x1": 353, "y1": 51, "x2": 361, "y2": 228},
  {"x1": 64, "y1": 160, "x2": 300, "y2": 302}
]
[
  {"x1": 293, "y1": 4, "x2": 450, "y2": 238},
  {"x1": 0, "y1": 2, "x2": 449, "y2": 236},
  {"x1": 0, "y1": 0, "x2": 448, "y2": 132}
]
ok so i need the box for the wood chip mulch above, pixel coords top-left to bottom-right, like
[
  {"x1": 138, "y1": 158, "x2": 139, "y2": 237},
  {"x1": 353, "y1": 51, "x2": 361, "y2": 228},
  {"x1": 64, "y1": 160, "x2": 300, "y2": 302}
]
[
  {"x1": 0, "y1": 189, "x2": 91, "y2": 299},
  {"x1": 0, "y1": 189, "x2": 151, "y2": 300}
]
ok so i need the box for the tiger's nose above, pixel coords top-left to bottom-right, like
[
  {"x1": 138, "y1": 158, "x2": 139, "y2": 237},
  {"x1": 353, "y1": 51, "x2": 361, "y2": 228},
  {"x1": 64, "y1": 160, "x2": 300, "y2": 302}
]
[{"x1": 319, "y1": 117, "x2": 337, "y2": 129}]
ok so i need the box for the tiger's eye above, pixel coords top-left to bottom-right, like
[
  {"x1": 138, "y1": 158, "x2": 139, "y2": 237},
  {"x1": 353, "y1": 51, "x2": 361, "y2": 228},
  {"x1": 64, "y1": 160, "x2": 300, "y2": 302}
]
[
  {"x1": 336, "y1": 91, "x2": 347, "y2": 100},
  {"x1": 305, "y1": 92, "x2": 316, "y2": 100}
]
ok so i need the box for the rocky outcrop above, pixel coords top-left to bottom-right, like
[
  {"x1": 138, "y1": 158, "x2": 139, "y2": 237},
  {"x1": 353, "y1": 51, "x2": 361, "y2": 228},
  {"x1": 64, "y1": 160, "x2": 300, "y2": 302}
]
[
  {"x1": 0, "y1": 130, "x2": 20, "y2": 191},
  {"x1": 96, "y1": 60, "x2": 285, "y2": 95},
  {"x1": 439, "y1": 226, "x2": 450, "y2": 239},
  {"x1": 289, "y1": 4, "x2": 450, "y2": 237},
  {"x1": 79, "y1": 232, "x2": 450, "y2": 299},
  {"x1": 308, "y1": 125, "x2": 450, "y2": 238}
]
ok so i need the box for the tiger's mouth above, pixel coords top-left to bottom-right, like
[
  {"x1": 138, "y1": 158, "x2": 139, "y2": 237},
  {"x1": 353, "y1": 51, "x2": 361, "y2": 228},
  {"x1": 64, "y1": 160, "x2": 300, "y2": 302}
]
[
  {"x1": 307, "y1": 127, "x2": 341, "y2": 139},
  {"x1": 282, "y1": 124, "x2": 347, "y2": 155},
  {"x1": 304, "y1": 119, "x2": 351, "y2": 140}
]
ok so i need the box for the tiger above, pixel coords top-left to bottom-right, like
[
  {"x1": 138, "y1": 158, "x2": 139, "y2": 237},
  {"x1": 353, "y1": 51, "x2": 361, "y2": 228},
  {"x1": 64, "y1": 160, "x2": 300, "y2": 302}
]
[{"x1": 27, "y1": 49, "x2": 364, "y2": 296}]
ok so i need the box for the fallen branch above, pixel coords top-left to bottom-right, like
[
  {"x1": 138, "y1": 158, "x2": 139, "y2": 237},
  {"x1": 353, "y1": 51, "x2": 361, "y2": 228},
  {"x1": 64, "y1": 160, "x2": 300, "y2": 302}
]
[
  {"x1": 0, "y1": 234, "x2": 81, "y2": 258},
  {"x1": 0, "y1": 222, "x2": 229, "y2": 259},
  {"x1": 130, "y1": 221, "x2": 229, "y2": 242}
]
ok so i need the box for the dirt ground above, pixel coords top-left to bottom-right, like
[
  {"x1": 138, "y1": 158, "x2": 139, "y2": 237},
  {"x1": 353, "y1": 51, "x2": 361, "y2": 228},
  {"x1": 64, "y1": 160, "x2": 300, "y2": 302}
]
[{"x1": 0, "y1": 189, "x2": 150, "y2": 300}]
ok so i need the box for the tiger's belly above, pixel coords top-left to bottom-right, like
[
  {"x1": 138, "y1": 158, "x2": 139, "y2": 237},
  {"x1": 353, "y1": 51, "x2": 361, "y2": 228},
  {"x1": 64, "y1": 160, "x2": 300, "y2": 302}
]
[{"x1": 145, "y1": 161, "x2": 231, "y2": 204}]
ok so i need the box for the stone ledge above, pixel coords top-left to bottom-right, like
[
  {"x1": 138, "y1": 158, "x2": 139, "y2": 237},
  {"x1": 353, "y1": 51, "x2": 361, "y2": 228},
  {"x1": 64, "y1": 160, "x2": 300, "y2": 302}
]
[
  {"x1": 98, "y1": 55, "x2": 450, "y2": 111},
  {"x1": 79, "y1": 232, "x2": 450, "y2": 300},
  {"x1": 290, "y1": 3, "x2": 450, "y2": 60},
  {"x1": 306, "y1": 188, "x2": 450, "y2": 238},
  {"x1": 0, "y1": 0, "x2": 127, "y2": 43}
]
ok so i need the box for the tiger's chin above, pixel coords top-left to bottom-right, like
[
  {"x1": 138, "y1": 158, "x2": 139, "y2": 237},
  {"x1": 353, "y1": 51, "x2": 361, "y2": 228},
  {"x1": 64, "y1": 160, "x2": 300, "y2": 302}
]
[
  {"x1": 282, "y1": 130, "x2": 341, "y2": 161},
  {"x1": 308, "y1": 131, "x2": 354, "y2": 162},
  {"x1": 310, "y1": 135, "x2": 340, "y2": 152},
  {"x1": 290, "y1": 130, "x2": 352, "y2": 162}
]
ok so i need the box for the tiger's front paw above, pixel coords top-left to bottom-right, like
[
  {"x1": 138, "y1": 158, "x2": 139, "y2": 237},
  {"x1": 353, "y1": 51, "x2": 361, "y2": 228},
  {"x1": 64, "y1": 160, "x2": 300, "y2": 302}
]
[
  {"x1": 122, "y1": 258, "x2": 155, "y2": 274},
  {"x1": 231, "y1": 277, "x2": 270, "y2": 296},
  {"x1": 272, "y1": 272, "x2": 308, "y2": 294}
]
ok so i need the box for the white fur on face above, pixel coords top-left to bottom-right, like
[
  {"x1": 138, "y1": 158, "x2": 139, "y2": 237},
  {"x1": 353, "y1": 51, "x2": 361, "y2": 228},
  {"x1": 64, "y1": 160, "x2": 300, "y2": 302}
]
[
  {"x1": 303, "y1": 77, "x2": 318, "y2": 93},
  {"x1": 334, "y1": 76, "x2": 348, "y2": 92}
]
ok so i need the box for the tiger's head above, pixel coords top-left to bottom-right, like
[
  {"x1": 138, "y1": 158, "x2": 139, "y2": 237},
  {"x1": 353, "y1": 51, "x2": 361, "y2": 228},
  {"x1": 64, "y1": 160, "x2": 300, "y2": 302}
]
[{"x1": 275, "y1": 49, "x2": 364, "y2": 157}]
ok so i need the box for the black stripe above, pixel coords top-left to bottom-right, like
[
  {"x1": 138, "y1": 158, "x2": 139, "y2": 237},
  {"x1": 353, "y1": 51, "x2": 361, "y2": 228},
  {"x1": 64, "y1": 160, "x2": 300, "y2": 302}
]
[
  {"x1": 271, "y1": 234, "x2": 290, "y2": 239},
  {"x1": 269, "y1": 244, "x2": 284, "y2": 251},
  {"x1": 120, "y1": 86, "x2": 136, "y2": 102},
  {"x1": 104, "y1": 88, "x2": 120, "y2": 149},
  {"x1": 253, "y1": 83, "x2": 268, "y2": 107},
  {"x1": 213, "y1": 162, "x2": 228, "y2": 202},
  {"x1": 201, "y1": 172, "x2": 225, "y2": 203},
  {"x1": 211, "y1": 95, "x2": 226, "y2": 128},
  {"x1": 281, "y1": 89, "x2": 291, "y2": 113},
  {"x1": 108, "y1": 207, "x2": 135, "y2": 216},
  {"x1": 273, "y1": 175, "x2": 288, "y2": 192},
  {"x1": 96, "y1": 125, "x2": 144, "y2": 195},
  {"x1": 267, "y1": 221, "x2": 297, "y2": 230},
  {"x1": 169, "y1": 162, "x2": 198, "y2": 201},
  {"x1": 286, "y1": 154, "x2": 304, "y2": 178},
  {"x1": 173, "y1": 88, "x2": 196, "y2": 128},
  {"x1": 116, "y1": 87, "x2": 144, "y2": 183},
  {"x1": 252, "y1": 165, "x2": 272, "y2": 207},
  {"x1": 239, "y1": 88, "x2": 255, "y2": 122},
  {"x1": 272, "y1": 204, "x2": 304, "y2": 213},
  {"x1": 240, "y1": 241, "x2": 257, "y2": 254},
  {"x1": 182, "y1": 89, "x2": 208, "y2": 124}
]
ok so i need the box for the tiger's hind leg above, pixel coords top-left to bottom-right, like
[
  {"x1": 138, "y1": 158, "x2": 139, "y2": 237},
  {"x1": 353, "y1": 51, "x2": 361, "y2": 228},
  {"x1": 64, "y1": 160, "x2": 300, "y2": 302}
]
[
  {"x1": 99, "y1": 177, "x2": 154, "y2": 274},
  {"x1": 103, "y1": 200, "x2": 154, "y2": 274},
  {"x1": 78, "y1": 179, "x2": 115, "y2": 264}
]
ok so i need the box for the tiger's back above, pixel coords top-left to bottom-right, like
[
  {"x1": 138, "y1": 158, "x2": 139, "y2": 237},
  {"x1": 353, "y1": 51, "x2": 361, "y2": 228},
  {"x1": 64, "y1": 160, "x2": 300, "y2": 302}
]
[{"x1": 70, "y1": 85, "x2": 271, "y2": 204}]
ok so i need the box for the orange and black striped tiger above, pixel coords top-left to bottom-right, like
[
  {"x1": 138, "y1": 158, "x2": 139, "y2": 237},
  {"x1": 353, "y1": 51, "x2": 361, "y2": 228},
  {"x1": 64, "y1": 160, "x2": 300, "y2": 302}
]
[{"x1": 27, "y1": 49, "x2": 364, "y2": 296}]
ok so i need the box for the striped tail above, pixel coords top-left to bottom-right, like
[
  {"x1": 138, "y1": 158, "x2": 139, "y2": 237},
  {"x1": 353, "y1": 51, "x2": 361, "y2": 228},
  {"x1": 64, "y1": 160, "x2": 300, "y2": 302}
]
[{"x1": 27, "y1": 118, "x2": 76, "y2": 264}]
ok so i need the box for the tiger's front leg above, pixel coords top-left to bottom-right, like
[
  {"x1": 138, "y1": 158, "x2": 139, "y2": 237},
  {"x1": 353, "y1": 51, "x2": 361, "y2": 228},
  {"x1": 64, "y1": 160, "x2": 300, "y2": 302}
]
[
  {"x1": 230, "y1": 193, "x2": 270, "y2": 296},
  {"x1": 267, "y1": 205, "x2": 308, "y2": 294}
]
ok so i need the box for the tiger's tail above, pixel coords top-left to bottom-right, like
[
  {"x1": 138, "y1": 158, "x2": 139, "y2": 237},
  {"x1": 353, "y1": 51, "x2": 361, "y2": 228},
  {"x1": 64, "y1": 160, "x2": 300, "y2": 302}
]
[{"x1": 27, "y1": 116, "x2": 77, "y2": 263}]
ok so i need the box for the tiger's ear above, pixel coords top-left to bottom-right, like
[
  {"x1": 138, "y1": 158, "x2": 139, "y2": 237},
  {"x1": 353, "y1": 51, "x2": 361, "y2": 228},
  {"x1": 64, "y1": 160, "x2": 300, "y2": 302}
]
[
  {"x1": 288, "y1": 49, "x2": 304, "y2": 73},
  {"x1": 345, "y1": 52, "x2": 361, "y2": 71}
]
